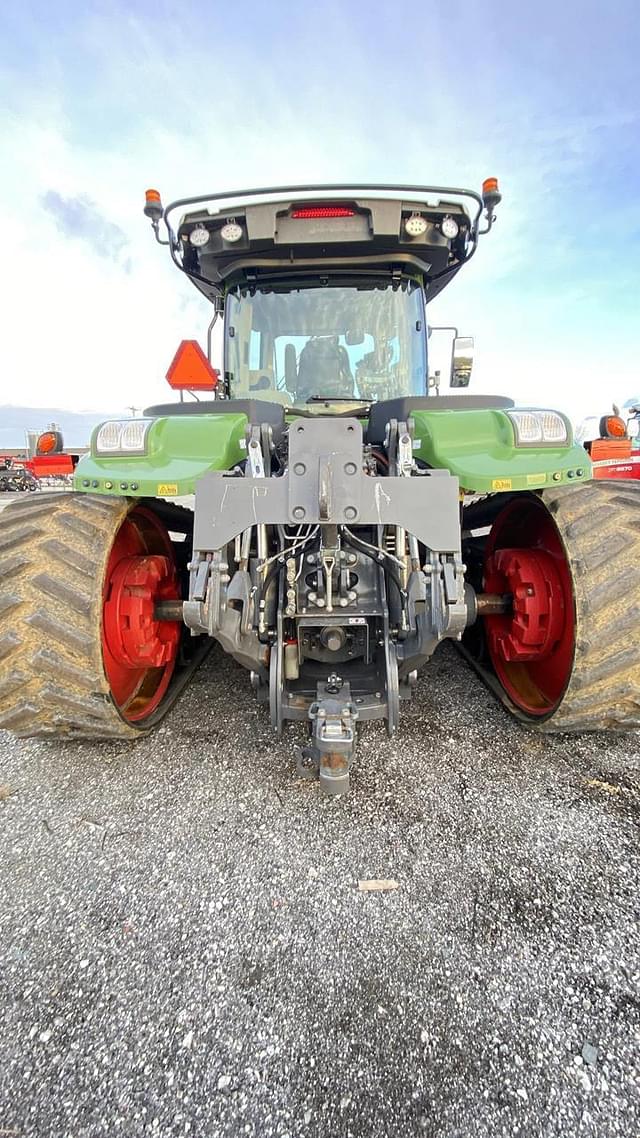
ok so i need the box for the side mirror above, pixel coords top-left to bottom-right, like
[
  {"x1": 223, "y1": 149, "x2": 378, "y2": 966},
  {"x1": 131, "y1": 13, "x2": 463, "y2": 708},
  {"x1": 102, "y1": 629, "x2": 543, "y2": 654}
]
[
  {"x1": 450, "y1": 336, "x2": 474, "y2": 388},
  {"x1": 345, "y1": 330, "x2": 364, "y2": 346}
]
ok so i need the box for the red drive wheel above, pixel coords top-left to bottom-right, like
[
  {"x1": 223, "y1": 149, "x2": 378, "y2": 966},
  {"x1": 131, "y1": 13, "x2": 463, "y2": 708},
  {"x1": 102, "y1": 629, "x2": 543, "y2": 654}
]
[
  {"x1": 102, "y1": 507, "x2": 181, "y2": 723},
  {"x1": 483, "y1": 496, "x2": 575, "y2": 718}
]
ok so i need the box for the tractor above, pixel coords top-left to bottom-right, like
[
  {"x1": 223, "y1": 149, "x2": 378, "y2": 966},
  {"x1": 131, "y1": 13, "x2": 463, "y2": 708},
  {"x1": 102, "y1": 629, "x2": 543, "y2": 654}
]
[{"x1": 1, "y1": 181, "x2": 638, "y2": 793}]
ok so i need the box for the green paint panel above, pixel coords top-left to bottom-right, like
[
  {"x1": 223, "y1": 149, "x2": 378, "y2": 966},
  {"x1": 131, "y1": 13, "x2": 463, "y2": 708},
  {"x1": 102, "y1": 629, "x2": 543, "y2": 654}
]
[
  {"x1": 411, "y1": 409, "x2": 592, "y2": 493},
  {"x1": 73, "y1": 413, "x2": 247, "y2": 497},
  {"x1": 74, "y1": 406, "x2": 592, "y2": 501}
]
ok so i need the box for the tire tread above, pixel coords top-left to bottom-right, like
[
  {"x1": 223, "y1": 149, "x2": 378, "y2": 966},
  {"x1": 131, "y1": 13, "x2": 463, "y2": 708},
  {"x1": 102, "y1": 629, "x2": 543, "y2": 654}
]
[
  {"x1": 0, "y1": 493, "x2": 139, "y2": 739},
  {"x1": 539, "y1": 481, "x2": 640, "y2": 732}
]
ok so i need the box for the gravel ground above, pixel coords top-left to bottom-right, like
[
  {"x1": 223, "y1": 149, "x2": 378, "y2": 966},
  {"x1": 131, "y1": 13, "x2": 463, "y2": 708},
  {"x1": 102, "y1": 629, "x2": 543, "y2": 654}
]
[{"x1": 0, "y1": 641, "x2": 639, "y2": 1138}]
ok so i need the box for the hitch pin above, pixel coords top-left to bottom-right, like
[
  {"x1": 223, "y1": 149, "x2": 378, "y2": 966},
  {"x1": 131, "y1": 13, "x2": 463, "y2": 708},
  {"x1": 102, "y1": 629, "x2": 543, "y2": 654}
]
[
  {"x1": 323, "y1": 554, "x2": 335, "y2": 613},
  {"x1": 240, "y1": 527, "x2": 252, "y2": 572},
  {"x1": 408, "y1": 533, "x2": 420, "y2": 572}
]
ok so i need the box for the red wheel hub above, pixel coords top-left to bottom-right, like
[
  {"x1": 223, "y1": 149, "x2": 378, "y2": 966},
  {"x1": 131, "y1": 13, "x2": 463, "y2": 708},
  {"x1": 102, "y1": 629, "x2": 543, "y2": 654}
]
[
  {"x1": 103, "y1": 554, "x2": 180, "y2": 669},
  {"x1": 484, "y1": 548, "x2": 565, "y2": 663},
  {"x1": 483, "y1": 497, "x2": 575, "y2": 717},
  {"x1": 101, "y1": 508, "x2": 181, "y2": 724}
]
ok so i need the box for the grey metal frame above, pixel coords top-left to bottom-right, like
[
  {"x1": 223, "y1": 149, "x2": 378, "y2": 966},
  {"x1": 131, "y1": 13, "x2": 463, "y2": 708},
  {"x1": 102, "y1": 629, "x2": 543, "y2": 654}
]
[{"x1": 192, "y1": 418, "x2": 461, "y2": 556}]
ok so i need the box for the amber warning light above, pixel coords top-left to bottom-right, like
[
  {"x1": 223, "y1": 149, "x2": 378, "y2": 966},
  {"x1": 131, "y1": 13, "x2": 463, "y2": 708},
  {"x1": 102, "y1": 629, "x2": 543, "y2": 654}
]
[
  {"x1": 600, "y1": 415, "x2": 627, "y2": 439},
  {"x1": 482, "y1": 177, "x2": 502, "y2": 212},
  {"x1": 36, "y1": 430, "x2": 63, "y2": 455},
  {"x1": 166, "y1": 341, "x2": 220, "y2": 391},
  {"x1": 144, "y1": 188, "x2": 163, "y2": 222}
]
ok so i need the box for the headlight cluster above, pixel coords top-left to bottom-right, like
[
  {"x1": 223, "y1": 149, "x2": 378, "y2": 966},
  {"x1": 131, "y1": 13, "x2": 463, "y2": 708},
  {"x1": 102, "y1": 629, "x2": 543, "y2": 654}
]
[
  {"x1": 94, "y1": 419, "x2": 154, "y2": 455},
  {"x1": 507, "y1": 410, "x2": 569, "y2": 447}
]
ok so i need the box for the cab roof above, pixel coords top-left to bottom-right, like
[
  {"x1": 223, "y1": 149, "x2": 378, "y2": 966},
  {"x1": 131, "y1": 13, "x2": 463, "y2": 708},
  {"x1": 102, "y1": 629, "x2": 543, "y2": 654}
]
[{"x1": 164, "y1": 184, "x2": 485, "y2": 304}]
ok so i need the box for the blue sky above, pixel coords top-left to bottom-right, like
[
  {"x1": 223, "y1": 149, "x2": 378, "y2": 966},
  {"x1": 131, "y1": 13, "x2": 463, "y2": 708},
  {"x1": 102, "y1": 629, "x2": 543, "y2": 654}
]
[{"x1": 1, "y1": 0, "x2": 639, "y2": 423}]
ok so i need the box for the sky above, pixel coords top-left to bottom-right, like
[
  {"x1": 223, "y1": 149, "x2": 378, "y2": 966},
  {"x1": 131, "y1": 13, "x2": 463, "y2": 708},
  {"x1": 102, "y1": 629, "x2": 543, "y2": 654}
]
[{"x1": 1, "y1": 0, "x2": 639, "y2": 429}]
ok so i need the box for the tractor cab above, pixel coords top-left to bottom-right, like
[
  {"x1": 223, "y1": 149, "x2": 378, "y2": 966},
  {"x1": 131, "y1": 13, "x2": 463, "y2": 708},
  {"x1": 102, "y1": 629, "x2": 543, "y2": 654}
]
[{"x1": 144, "y1": 183, "x2": 501, "y2": 409}]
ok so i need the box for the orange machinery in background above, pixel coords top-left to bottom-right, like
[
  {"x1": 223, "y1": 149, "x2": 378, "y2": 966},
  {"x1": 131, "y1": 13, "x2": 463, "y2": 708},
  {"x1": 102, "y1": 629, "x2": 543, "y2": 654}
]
[
  {"x1": 25, "y1": 430, "x2": 77, "y2": 479},
  {"x1": 585, "y1": 414, "x2": 640, "y2": 481}
]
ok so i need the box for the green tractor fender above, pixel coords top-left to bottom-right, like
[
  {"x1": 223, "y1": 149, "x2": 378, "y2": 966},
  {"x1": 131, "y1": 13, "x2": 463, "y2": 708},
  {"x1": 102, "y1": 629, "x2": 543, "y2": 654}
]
[{"x1": 73, "y1": 412, "x2": 247, "y2": 497}]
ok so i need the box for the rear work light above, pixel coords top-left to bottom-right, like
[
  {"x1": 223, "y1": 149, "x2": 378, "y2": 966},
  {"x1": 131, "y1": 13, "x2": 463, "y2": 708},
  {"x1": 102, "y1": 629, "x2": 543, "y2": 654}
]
[{"x1": 291, "y1": 205, "x2": 355, "y2": 218}]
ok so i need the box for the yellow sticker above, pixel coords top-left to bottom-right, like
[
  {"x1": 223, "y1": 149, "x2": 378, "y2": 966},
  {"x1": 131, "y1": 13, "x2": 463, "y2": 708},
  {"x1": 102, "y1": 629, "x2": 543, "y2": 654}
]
[
  {"x1": 526, "y1": 473, "x2": 547, "y2": 486},
  {"x1": 492, "y1": 478, "x2": 512, "y2": 491},
  {"x1": 157, "y1": 483, "x2": 178, "y2": 496}
]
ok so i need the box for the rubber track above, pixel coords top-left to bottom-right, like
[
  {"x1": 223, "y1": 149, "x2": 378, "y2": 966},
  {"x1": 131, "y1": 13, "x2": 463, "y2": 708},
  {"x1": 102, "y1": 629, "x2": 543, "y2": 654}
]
[
  {"x1": 462, "y1": 481, "x2": 640, "y2": 733},
  {"x1": 0, "y1": 493, "x2": 204, "y2": 740}
]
